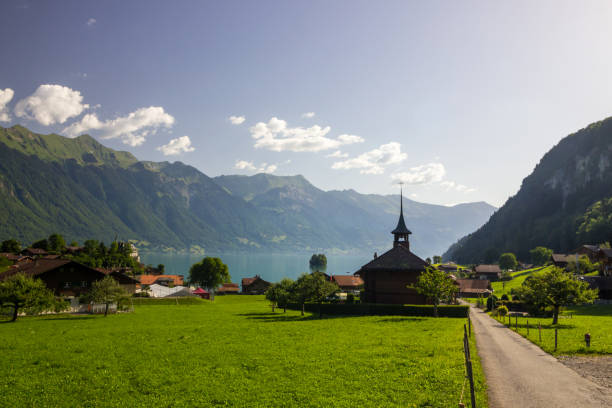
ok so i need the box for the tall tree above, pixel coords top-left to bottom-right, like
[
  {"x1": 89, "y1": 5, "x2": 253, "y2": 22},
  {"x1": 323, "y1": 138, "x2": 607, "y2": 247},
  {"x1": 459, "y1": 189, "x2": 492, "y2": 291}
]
[
  {"x1": 0, "y1": 274, "x2": 56, "y2": 322},
  {"x1": 90, "y1": 275, "x2": 128, "y2": 317},
  {"x1": 291, "y1": 272, "x2": 338, "y2": 317},
  {"x1": 432, "y1": 255, "x2": 442, "y2": 264},
  {"x1": 515, "y1": 267, "x2": 598, "y2": 324},
  {"x1": 499, "y1": 253, "x2": 518, "y2": 271},
  {"x1": 411, "y1": 267, "x2": 458, "y2": 317},
  {"x1": 1, "y1": 239, "x2": 21, "y2": 253},
  {"x1": 530, "y1": 246, "x2": 553, "y2": 266},
  {"x1": 31, "y1": 238, "x2": 49, "y2": 251},
  {"x1": 47, "y1": 233, "x2": 66, "y2": 253},
  {"x1": 189, "y1": 257, "x2": 230, "y2": 291},
  {"x1": 309, "y1": 254, "x2": 327, "y2": 271}
]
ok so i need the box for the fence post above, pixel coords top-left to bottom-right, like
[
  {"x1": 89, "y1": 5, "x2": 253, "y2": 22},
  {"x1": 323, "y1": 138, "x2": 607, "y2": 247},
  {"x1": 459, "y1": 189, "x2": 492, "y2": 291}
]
[
  {"x1": 527, "y1": 319, "x2": 529, "y2": 336},
  {"x1": 555, "y1": 328, "x2": 558, "y2": 352},
  {"x1": 515, "y1": 315, "x2": 518, "y2": 331},
  {"x1": 538, "y1": 322, "x2": 542, "y2": 343},
  {"x1": 463, "y1": 325, "x2": 477, "y2": 408},
  {"x1": 468, "y1": 317, "x2": 471, "y2": 337}
]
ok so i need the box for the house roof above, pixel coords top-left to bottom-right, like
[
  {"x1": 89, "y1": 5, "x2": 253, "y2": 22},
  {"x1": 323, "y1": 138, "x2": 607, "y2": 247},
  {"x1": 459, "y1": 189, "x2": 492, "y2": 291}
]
[
  {"x1": 0, "y1": 259, "x2": 104, "y2": 281},
  {"x1": 0, "y1": 252, "x2": 23, "y2": 261},
  {"x1": 332, "y1": 275, "x2": 364, "y2": 287},
  {"x1": 456, "y1": 279, "x2": 492, "y2": 292},
  {"x1": 439, "y1": 263, "x2": 458, "y2": 270},
  {"x1": 474, "y1": 264, "x2": 501, "y2": 274},
  {"x1": 551, "y1": 254, "x2": 579, "y2": 264},
  {"x1": 217, "y1": 283, "x2": 239, "y2": 292},
  {"x1": 242, "y1": 275, "x2": 270, "y2": 287},
  {"x1": 358, "y1": 244, "x2": 428, "y2": 272},
  {"x1": 138, "y1": 274, "x2": 184, "y2": 286},
  {"x1": 22, "y1": 248, "x2": 48, "y2": 255},
  {"x1": 599, "y1": 248, "x2": 612, "y2": 258},
  {"x1": 193, "y1": 288, "x2": 209, "y2": 294}
]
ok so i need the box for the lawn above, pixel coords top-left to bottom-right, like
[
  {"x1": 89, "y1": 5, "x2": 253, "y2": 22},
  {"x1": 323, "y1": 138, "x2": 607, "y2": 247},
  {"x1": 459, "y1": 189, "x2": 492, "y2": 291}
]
[
  {"x1": 0, "y1": 296, "x2": 487, "y2": 407},
  {"x1": 491, "y1": 266, "x2": 551, "y2": 297},
  {"x1": 494, "y1": 304, "x2": 612, "y2": 355}
]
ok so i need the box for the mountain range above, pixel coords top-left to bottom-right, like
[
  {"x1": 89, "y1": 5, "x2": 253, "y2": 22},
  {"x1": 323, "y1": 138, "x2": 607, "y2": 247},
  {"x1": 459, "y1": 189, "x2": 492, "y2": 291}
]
[
  {"x1": 0, "y1": 125, "x2": 495, "y2": 256},
  {"x1": 444, "y1": 116, "x2": 612, "y2": 263}
]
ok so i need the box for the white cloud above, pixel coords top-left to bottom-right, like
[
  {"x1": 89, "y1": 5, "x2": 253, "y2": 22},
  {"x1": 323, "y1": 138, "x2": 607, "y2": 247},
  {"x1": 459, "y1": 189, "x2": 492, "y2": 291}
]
[
  {"x1": 0, "y1": 88, "x2": 14, "y2": 122},
  {"x1": 229, "y1": 115, "x2": 245, "y2": 125},
  {"x1": 301, "y1": 112, "x2": 315, "y2": 118},
  {"x1": 326, "y1": 150, "x2": 349, "y2": 158},
  {"x1": 234, "y1": 160, "x2": 279, "y2": 173},
  {"x1": 332, "y1": 142, "x2": 406, "y2": 174},
  {"x1": 15, "y1": 84, "x2": 89, "y2": 125},
  {"x1": 63, "y1": 106, "x2": 175, "y2": 146},
  {"x1": 250, "y1": 117, "x2": 364, "y2": 152},
  {"x1": 86, "y1": 18, "x2": 96, "y2": 26},
  {"x1": 156, "y1": 136, "x2": 195, "y2": 156},
  {"x1": 440, "y1": 180, "x2": 476, "y2": 193},
  {"x1": 391, "y1": 163, "x2": 446, "y2": 185},
  {"x1": 235, "y1": 160, "x2": 256, "y2": 171}
]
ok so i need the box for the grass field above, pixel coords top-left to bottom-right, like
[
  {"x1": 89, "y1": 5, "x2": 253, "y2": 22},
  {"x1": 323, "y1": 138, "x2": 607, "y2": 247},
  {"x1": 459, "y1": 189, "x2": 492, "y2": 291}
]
[
  {"x1": 494, "y1": 304, "x2": 612, "y2": 355},
  {"x1": 491, "y1": 266, "x2": 551, "y2": 297},
  {"x1": 0, "y1": 295, "x2": 487, "y2": 407}
]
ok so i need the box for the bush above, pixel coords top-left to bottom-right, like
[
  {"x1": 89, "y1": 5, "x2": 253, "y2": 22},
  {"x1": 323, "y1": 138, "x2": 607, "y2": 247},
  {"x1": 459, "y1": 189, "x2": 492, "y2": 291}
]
[
  {"x1": 486, "y1": 295, "x2": 498, "y2": 311},
  {"x1": 346, "y1": 293, "x2": 355, "y2": 304},
  {"x1": 501, "y1": 294, "x2": 509, "y2": 301},
  {"x1": 284, "y1": 303, "x2": 469, "y2": 317},
  {"x1": 496, "y1": 305, "x2": 509, "y2": 317},
  {"x1": 497, "y1": 300, "x2": 525, "y2": 312},
  {"x1": 133, "y1": 292, "x2": 150, "y2": 298}
]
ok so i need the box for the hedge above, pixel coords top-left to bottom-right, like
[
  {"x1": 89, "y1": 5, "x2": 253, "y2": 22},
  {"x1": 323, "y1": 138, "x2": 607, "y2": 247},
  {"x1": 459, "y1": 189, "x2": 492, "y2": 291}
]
[
  {"x1": 131, "y1": 297, "x2": 208, "y2": 306},
  {"x1": 284, "y1": 302, "x2": 469, "y2": 317}
]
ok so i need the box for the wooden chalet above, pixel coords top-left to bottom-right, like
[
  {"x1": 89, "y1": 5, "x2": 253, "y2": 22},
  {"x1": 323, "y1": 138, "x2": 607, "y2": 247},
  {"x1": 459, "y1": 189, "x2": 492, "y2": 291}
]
[
  {"x1": 574, "y1": 245, "x2": 600, "y2": 262},
  {"x1": 581, "y1": 276, "x2": 612, "y2": 300},
  {"x1": 356, "y1": 192, "x2": 429, "y2": 304},
  {"x1": 216, "y1": 283, "x2": 239, "y2": 294},
  {"x1": 21, "y1": 247, "x2": 48, "y2": 257},
  {"x1": 551, "y1": 254, "x2": 579, "y2": 268},
  {"x1": 473, "y1": 265, "x2": 501, "y2": 281},
  {"x1": 438, "y1": 262, "x2": 458, "y2": 272},
  {"x1": 598, "y1": 248, "x2": 612, "y2": 276},
  {"x1": 456, "y1": 279, "x2": 492, "y2": 298},
  {"x1": 332, "y1": 275, "x2": 364, "y2": 293},
  {"x1": 0, "y1": 259, "x2": 138, "y2": 296},
  {"x1": 241, "y1": 275, "x2": 271, "y2": 294}
]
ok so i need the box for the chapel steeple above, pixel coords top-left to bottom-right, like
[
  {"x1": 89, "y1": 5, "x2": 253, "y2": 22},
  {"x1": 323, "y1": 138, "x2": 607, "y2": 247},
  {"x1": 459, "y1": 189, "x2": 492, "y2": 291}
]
[{"x1": 391, "y1": 186, "x2": 411, "y2": 249}]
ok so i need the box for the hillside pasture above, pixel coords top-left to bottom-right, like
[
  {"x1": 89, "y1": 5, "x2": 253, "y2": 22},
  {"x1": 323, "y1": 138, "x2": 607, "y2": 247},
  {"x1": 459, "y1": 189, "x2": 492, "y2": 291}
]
[
  {"x1": 0, "y1": 295, "x2": 486, "y2": 407},
  {"x1": 495, "y1": 304, "x2": 612, "y2": 355},
  {"x1": 491, "y1": 266, "x2": 550, "y2": 297}
]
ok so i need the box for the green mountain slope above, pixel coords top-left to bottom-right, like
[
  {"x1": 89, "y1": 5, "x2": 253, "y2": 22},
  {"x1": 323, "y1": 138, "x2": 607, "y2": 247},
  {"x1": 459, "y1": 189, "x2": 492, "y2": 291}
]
[
  {"x1": 444, "y1": 116, "x2": 612, "y2": 263},
  {"x1": 0, "y1": 125, "x2": 495, "y2": 255}
]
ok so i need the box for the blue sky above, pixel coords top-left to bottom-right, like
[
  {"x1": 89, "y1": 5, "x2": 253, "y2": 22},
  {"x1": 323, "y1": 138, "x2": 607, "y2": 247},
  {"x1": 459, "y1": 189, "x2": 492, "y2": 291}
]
[{"x1": 2, "y1": 0, "x2": 612, "y2": 207}]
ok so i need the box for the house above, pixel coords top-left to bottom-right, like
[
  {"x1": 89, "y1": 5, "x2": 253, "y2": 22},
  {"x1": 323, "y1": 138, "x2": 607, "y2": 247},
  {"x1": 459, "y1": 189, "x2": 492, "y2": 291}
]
[
  {"x1": 473, "y1": 265, "x2": 502, "y2": 281},
  {"x1": 597, "y1": 248, "x2": 612, "y2": 276},
  {"x1": 21, "y1": 248, "x2": 48, "y2": 257},
  {"x1": 138, "y1": 274, "x2": 184, "y2": 287},
  {"x1": 241, "y1": 275, "x2": 271, "y2": 294},
  {"x1": 217, "y1": 283, "x2": 239, "y2": 294},
  {"x1": 574, "y1": 245, "x2": 600, "y2": 262},
  {"x1": 580, "y1": 276, "x2": 612, "y2": 300},
  {"x1": 438, "y1": 262, "x2": 458, "y2": 272},
  {"x1": 0, "y1": 253, "x2": 30, "y2": 263},
  {"x1": 65, "y1": 246, "x2": 85, "y2": 255},
  {"x1": 551, "y1": 254, "x2": 579, "y2": 268},
  {"x1": 331, "y1": 275, "x2": 364, "y2": 293},
  {"x1": 356, "y1": 193, "x2": 429, "y2": 304},
  {"x1": 0, "y1": 259, "x2": 137, "y2": 296},
  {"x1": 193, "y1": 288, "x2": 210, "y2": 299},
  {"x1": 95, "y1": 268, "x2": 139, "y2": 294},
  {"x1": 456, "y1": 279, "x2": 492, "y2": 298}
]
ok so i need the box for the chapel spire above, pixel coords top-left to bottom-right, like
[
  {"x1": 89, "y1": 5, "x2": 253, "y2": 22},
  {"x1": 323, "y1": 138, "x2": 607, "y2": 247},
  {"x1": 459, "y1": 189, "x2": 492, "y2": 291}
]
[{"x1": 391, "y1": 185, "x2": 411, "y2": 248}]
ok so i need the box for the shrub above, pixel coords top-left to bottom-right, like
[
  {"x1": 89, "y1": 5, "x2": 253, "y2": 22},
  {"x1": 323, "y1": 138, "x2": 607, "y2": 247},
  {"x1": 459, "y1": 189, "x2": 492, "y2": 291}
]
[
  {"x1": 346, "y1": 293, "x2": 355, "y2": 304},
  {"x1": 501, "y1": 294, "x2": 509, "y2": 301},
  {"x1": 496, "y1": 305, "x2": 509, "y2": 317},
  {"x1": 284, "y1": 303, "x2": 469, "y2": 318},
  {"x1": 486, "y1": 295, "x2": 498, "y2": 311}
]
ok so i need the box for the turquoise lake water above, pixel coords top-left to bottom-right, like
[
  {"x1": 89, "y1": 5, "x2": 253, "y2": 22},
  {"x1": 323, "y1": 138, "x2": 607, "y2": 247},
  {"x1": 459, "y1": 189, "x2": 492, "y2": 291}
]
[{"x1": 140, "y1": 252, "x2": 372, "y2": 287}]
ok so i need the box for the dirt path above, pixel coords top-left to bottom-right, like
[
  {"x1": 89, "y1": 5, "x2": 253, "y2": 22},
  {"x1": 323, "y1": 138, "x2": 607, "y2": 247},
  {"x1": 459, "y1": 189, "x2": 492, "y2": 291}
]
[{"x1": 469, "y1": 306, "x2": 612, "y2": 407}]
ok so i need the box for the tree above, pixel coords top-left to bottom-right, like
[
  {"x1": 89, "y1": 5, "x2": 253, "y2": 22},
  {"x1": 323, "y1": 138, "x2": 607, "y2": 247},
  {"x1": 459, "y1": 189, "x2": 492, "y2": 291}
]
[
  {"x1": 90, "y1": 275, "x2": 128, "y2": 317},
  {"x1": 47, "y1": 233, "x2": 66, "y2": 253},
  {"x1": 291, "y1": 272, "x2": 338, "y2": 317},
  {"x1": 0, "y1": 274, "x2": 56, "y2": 322},
  {"x1": 530, "y1": 246, "x2": 553, "y2": 266},
  {"x1": 157, "y1": 264, "x2": 165, "y2": 274},
  {"x1": 514, "y1": 267, "x2": 598, "y2": 324},
  {"x1": 69, "y1": 241, "x2": 79, "y2": 247},
  {"x1": 309, "y1": 254, "x2": 327, "y2": 271},
  {"x1": 189, "y1": 257, "x2": 230, "y2": 291},
  {"x1": 499, "y1": 253, "x2": 518, "y2": 271},
  {"x1": 411, "y1": 267, "x2": 458, "y2": 317},
  {"x1": 425, "y1": 257, "x2": 432, "y2": 265},
  {"x1": 1, "y1": 239, "x2": 21, "y2": 253},
  {"x1": 432, "y1": 255, "x2": 442, "y2": 264},
  {"x1": 276, "y1": 278, "x2": 294, "y2": 313},
  {"x1": 31, "y1": 238, "x2": 49, "y2": 251}
]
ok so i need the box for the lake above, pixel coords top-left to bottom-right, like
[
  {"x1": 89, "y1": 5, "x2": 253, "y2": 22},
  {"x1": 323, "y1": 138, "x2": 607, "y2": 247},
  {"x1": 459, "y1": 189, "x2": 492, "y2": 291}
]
[{"x1": 140, "y1": 252, "x2": 372, "y2": 287}]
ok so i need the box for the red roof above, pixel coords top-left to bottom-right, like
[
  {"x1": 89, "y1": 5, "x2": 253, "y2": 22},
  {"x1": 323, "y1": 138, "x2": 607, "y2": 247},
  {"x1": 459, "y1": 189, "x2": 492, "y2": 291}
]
[
  {"x1": 193, "y1": 288, "x2": 209, "y2": 294},
  {"x1": 332, "y1": 275, "x2": 364, "y2": 288},
  {"x1": 217, "y1": 283, "x2": 239, "y2": 293},
  {"x1": 138, "y1": 274, "x2": 184, "y2": 286}
]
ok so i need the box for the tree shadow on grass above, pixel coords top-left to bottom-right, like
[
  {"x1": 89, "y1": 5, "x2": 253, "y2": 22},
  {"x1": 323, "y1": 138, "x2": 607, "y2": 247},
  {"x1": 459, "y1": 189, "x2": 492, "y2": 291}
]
[
  {"x1": 375, "y1": 317, "x2": 427, "y2": 323},
  {"x1": 237, "y1": 312, "x2": 368, "y2": 322}
]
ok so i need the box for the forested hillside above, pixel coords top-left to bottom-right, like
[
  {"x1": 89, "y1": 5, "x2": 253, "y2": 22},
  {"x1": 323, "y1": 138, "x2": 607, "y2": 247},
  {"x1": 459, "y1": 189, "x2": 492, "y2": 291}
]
[{"x1": 444, "y1": 117, "x2": 612, "y2": 263}]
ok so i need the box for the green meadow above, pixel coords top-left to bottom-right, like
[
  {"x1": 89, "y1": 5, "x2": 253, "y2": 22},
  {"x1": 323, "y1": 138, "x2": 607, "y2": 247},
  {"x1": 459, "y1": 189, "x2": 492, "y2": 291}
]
[
  {"x1": 491, "y1": 266, "x2": 551, "y2": 297},
  {"x1": 0, "y1": 296, "x2": 487, "y2": 407},
  {"x1": 495, "y1": 304, "x2": 612, "y2": 355}
]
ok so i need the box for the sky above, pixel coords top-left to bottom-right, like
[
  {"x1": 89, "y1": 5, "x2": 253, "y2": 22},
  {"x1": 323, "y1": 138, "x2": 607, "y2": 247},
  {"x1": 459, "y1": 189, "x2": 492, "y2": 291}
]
[{"x1": 2, "y1": 0, "x2": 612, "y2": 207}]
